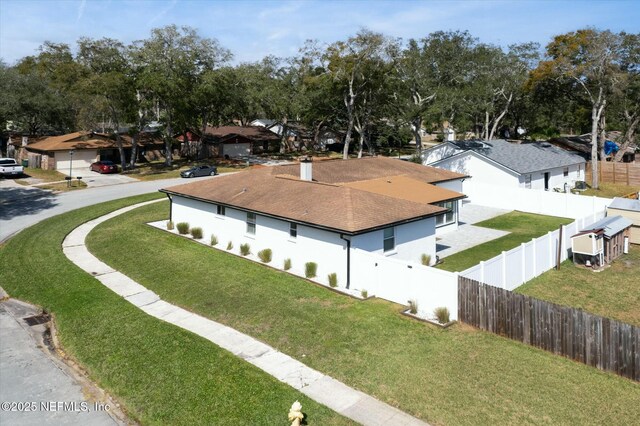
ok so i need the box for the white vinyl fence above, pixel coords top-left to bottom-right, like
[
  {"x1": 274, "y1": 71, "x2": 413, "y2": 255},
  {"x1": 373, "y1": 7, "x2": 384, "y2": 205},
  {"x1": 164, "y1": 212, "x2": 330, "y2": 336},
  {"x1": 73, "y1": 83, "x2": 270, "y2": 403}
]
[
  {"x1": 351, "y1": 249, "x2": 459, "y2": 320},
  {"x1": 463, "y1": 180, "x2": 612, "y2": 219},
  {"x1": 460, "y1": 211, "x2": 606, "y2": 290}
]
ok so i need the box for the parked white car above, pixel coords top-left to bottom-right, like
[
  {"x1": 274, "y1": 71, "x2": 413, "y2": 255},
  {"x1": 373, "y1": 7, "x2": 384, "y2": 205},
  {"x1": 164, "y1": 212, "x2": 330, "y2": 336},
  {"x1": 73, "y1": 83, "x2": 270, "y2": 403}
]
[{"x1": 0, "y1": 158, "x2": 24, "y2": 177}]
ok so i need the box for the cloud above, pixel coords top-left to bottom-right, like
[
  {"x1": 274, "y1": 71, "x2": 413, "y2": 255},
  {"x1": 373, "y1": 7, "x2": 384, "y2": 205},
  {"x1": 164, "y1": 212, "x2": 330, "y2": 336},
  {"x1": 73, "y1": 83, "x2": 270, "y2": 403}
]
[
  {"x1": 76, "y1": 0, "x2": 86, "y2": 22},
  {"x1": 147, "y1": 0, "x2": 177, "y2": 27}
]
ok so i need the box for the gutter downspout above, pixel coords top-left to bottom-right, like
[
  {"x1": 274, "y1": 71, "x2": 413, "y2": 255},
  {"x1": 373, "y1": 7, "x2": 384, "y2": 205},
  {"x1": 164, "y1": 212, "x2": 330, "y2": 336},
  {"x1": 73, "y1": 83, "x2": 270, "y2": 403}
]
[{"x1": 340, "y1": 234, "x2": 351, "y2": 289}]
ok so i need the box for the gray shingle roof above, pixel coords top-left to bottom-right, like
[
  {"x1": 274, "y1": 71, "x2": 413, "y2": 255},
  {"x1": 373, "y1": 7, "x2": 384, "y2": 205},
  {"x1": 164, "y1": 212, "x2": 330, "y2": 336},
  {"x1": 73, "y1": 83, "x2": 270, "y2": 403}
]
[
  {"x1": 450, "y1": 139, "x2": 585, "y2": 174},
  {"x1": 582, "y1": 215, "x2": 633, "y2": 238},
  {"x1": 609, "y1": 197, "x2": 640, "y2": 212}
]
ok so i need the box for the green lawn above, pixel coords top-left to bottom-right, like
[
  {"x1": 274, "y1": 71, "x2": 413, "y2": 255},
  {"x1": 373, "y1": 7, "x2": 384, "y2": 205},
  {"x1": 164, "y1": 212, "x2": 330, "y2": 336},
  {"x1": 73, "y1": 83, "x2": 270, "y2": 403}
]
[
  {"x1": 582, "y1": 182, "x2": 640, "y2": 198},
  {"x1": 516, "y1": 245, "x2": 640, "y2": 326},
  {"x1": 85, "y1": 202, "x2": 640, "y2": 426},
  {"x1": 438, "y1": 211, "x2": 573, "y2": 272},
  {"x1": 15, "y1": 168, "x2": 68, "y2": 186},
  {"x1": 0, "y1": 195, "x2": 351, "y2": 426}
]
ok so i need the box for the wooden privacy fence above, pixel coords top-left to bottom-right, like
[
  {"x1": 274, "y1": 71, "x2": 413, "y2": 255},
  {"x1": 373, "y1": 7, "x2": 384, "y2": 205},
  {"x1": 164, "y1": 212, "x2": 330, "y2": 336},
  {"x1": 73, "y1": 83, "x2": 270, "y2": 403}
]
[
  {"x1": 586, "y1": 161, "x2": 640, "y2": 186},
  {"x1": 458, "y1": 277, "x2": 639, "y2": 381}
]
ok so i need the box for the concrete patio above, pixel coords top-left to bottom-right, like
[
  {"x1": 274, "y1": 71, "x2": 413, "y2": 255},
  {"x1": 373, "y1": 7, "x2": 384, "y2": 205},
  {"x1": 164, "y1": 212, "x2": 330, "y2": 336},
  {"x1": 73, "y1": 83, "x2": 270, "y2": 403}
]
[{"x1": 436, "y1": 203, "x2": 512, "y2": 259}]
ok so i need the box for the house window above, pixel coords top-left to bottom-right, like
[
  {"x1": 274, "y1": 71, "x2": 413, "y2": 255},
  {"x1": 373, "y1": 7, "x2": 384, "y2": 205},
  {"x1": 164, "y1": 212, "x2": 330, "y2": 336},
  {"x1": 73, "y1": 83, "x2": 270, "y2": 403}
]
[
  {"x1": 383, "y1": 227, "x2": 395, "y2": 252},
  {"x1": 435, "y1": 201, "x2": 456, "y2": 227},
  {"x1": 246, "y1": 212, "x2": 256, "y2": 235},
  {"x1": 217, "y1": 205, "x2": 225, "y2": 216},
  {"x1": 525, "y1": 174, "x2": 532, "y2": 189},
  {"x1": 563, "y1": 167, "x2": 569, "y2": 177},
  {"x1": 289, "y1": 222, "x2": 297, "y2": 239}
]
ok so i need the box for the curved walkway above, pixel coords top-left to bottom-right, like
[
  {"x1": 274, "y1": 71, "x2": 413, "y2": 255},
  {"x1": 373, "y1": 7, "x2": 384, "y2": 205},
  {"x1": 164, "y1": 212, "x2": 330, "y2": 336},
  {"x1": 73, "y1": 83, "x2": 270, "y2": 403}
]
[{"x1": 62, "y1": 200, "x2": 429, "y2": 426}]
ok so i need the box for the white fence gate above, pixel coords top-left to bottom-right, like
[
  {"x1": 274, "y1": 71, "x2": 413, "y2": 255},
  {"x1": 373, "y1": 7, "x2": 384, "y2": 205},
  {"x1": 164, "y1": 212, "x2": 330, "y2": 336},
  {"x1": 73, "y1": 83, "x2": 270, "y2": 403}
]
[{"x1": 351, "y1": 249, "x2": 459, "y2": 320}]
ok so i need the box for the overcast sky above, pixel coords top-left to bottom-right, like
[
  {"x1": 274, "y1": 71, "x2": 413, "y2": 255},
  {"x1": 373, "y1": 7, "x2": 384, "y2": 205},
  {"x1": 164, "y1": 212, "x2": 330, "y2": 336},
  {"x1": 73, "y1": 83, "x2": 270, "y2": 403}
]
[{"x1": 1, "y1": 0, "x2": 638, "y2": 65}]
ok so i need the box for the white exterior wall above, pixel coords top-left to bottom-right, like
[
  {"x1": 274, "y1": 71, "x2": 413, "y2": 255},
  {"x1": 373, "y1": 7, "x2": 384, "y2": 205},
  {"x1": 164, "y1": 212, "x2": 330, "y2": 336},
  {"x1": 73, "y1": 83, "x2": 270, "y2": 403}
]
[
  {"x1": 351, "y1": 217, "x2": 437, "y2": 265},
  {"x1": 434, "y1": 153, "x2": 520, "y2": 187},
  {"x1": 432, "y1": 179, "x2": 463, "y2": 235},
  {"x1": 520, "y1": 163, "x2": 583, "y2": 191},
  {"x1": 169, "y1": 195, "x2": 459, "y2": 320},
  {"x1": 422, "y1": 143, "x2": 462, "y2": 164},
  {"x1": 56, "y1": 149, "x2": 98, "y2": 175},
  {"x1": 171, "y1": 196, "x2": 348, "y2": 286}
]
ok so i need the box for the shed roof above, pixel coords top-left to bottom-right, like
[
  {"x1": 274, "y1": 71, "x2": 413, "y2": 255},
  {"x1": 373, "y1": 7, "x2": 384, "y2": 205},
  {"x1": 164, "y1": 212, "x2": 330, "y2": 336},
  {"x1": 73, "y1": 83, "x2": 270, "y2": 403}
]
[
  {"x1": 576, "y1": 215, "x2": 633, "y2": 239},
  {"x1": 608, "y1": 197, "x2": 640, "y2": 212},
  {"x1": 442, "y1": 139, "x2": 585, "y2": 174}
]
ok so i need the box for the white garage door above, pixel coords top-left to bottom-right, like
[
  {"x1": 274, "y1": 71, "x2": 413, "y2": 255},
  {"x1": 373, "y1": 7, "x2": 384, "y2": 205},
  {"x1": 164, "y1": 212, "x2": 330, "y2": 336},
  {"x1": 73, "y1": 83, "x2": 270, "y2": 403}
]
[
  {"x1": 56, "y1": 150, "x2": 98, "y2": 176},
  {"x1": 222, "y1": 143, "x2": 250, "y2": 158}
]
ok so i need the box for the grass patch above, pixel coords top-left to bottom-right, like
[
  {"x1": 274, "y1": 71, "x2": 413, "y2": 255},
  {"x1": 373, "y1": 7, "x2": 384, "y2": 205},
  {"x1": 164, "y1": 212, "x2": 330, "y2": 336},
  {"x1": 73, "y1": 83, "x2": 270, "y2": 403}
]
[
  {"x1": 87, "y1": 202, "x2": 640, "y2": 426},
  {"x1": 517, "y1": 245, "x2": 640, "y2": 326},
  {"x1": 582, "y1": 182, "x2": 639, "y2": 198},
  {"x1": 0, "y1": 195, "x2": 350, "y2": 426},
  {"x1": 36, "y1": 180, "x2": 88, "y2": 192},
  {"x1": 16, "y1": 167, "x2": 67, "y2": 183},
  {"x1": 438, "y1": 211, "x2": 572, "y2": 272}
]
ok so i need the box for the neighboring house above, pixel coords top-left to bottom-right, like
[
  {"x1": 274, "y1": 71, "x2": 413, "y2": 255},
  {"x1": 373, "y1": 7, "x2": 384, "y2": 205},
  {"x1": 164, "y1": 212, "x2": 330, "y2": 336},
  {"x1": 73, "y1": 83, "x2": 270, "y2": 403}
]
[
  {"x1": 160, "y1": 157, "x2": 467, "y2": 288},
  {"x1": 203, "y1": 126, "x2": 280, "y2": 157},
  {"x1": 571, "y1": 215, "x2": 632, "y2": 267},
  {"x1": 423, "y1": 139, "x2": 586, "y2": 191},
  {"x1": 24, "y1": 131, "x2": 163, "y2": 172},
  {"x1": 607, "y1": 197, "x2": 640, "y2": 244},
  {"x1": 549, "y1": 133, "x2": 637, "y2": 163}
]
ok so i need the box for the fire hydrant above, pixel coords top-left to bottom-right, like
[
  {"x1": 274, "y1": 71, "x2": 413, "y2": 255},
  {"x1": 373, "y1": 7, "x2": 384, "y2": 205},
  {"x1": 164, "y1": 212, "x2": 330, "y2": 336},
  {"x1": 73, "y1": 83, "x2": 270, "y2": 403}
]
[{"x1": 288, "y1": 400, "x2": 304, "y2": 426}]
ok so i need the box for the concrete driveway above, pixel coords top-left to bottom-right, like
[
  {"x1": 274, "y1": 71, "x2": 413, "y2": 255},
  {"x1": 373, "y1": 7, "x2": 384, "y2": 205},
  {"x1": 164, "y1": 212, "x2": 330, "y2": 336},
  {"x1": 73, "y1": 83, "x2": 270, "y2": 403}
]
[{"x1": 77, "y1": 172, "x2": 138, "y2": 188}]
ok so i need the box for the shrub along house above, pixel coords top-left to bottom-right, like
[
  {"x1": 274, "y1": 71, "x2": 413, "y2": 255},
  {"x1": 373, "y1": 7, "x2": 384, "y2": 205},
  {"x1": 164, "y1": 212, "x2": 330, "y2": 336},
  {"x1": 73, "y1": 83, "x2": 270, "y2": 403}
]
[
  {"x1": 423, "y1": 139, "x2": 586, "y2": 191},
  {"x1": 160, "y1": 156, "x2": 467, "y2": 288}
]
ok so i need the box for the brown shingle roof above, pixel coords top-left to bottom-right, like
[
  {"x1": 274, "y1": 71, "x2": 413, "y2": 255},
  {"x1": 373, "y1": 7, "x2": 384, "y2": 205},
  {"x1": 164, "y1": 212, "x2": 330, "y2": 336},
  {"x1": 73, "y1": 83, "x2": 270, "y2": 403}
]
[
  {"x1": 204, "y1": 125, "x2": 280, "y2": 142},
  {"x1": 162, "y1": 157, "x2": 466, "y2": 234},
  {"x1": 26, "y1": 132, "x2": 150, "y2": 152},
  {"x1": 342, "y1": 175, "x2": 465, "y2": 204},
  {"x1": 271, "y1": 156, "x2": 467, "y2": 184}
]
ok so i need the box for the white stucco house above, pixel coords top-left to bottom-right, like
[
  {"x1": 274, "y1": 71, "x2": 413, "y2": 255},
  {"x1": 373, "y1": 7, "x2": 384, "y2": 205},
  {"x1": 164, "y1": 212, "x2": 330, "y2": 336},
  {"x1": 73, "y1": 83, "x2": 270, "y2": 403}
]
[
  {"x1": 423, "y1": 139, "x2": 587, "y2": 191},
  {"x1": 160, "y1": 156, "x2": 467, "y2": 290}
]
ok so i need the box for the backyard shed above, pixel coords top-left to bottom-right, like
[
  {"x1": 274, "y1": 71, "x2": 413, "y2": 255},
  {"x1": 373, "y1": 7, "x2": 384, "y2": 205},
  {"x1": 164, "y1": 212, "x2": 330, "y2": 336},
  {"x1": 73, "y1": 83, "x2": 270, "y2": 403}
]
[
  {"x1": 607, "y1": 197, "x2": 640, "y2": 244},
  {"x1": 571, "y1": 216, "x2": 632, "y2": 267}
]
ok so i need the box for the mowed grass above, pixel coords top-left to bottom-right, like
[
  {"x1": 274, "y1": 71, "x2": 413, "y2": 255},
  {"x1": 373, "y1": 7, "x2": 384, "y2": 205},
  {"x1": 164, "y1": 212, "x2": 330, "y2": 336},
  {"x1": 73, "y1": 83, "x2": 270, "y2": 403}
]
[
  {"x1": 438, "y1": 211, "x2": 573, "y2": 272},
  {"x1": 582, "y1": 182, "x2": 640, "y2": 198},
  {"x1": 16, "y1": 167, "x2": 67, "y2": 183},
  {"x1": 86, "y1": 202, "x2": 640, "y2": 426},
  {"x1": 0, "y1": 195, "x2": 351, "y2": 426},
  {"x1": 517, "y1": 245, "x2": 640, "y2": 326}
]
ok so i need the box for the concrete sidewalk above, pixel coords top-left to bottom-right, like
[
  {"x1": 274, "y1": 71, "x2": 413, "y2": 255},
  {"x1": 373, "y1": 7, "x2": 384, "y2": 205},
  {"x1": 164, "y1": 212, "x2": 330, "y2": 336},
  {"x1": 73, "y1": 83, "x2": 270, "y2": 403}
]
[{"x1": 62, "y1": 200, "x2": 429, "y2": 426}]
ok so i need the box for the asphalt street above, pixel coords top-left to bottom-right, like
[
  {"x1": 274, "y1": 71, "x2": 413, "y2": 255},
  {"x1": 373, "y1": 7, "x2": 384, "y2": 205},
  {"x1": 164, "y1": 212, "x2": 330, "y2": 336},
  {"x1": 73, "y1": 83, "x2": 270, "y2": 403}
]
[{"x1": 0, "y1": 175, "x2": 215, "y2": 242}]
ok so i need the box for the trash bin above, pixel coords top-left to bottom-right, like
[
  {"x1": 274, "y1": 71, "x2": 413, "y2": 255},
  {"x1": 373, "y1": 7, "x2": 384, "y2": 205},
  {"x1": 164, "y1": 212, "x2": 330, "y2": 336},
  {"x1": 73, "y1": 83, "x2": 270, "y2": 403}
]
[{"x1": 21, "y1": 159, "x2": 28, "y2": 167}]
